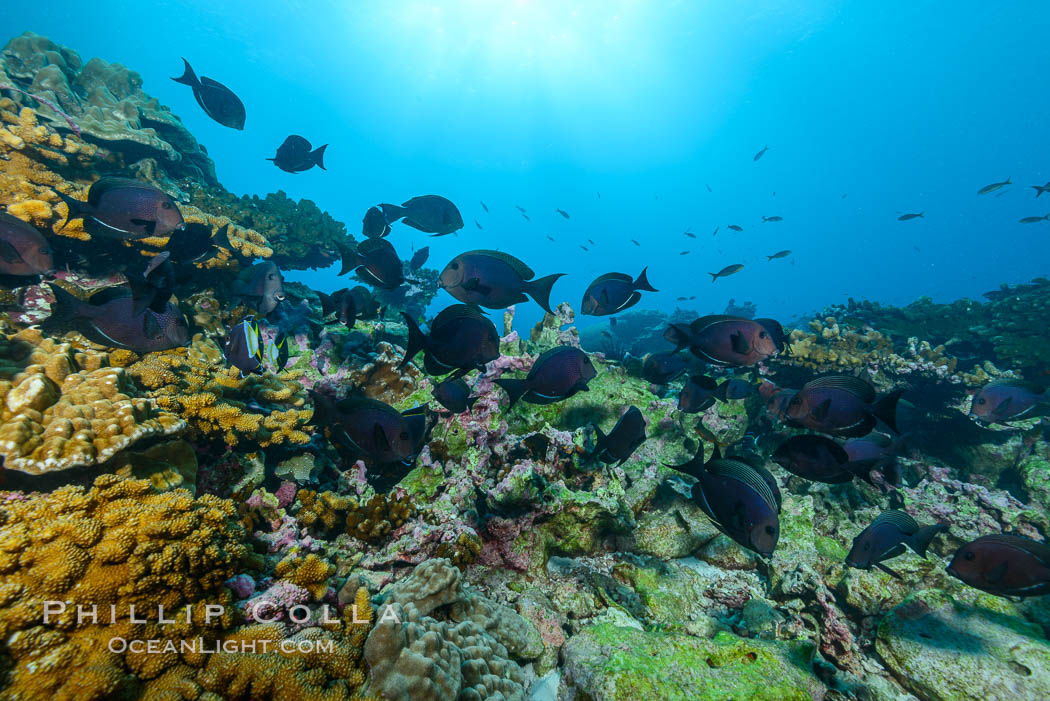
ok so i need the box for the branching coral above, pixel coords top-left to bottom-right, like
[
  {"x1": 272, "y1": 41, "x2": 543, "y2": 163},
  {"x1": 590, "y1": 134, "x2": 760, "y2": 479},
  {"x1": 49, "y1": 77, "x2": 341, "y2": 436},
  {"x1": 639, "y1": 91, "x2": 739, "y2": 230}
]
[
  {"x1": 274, "y1": 553, "x2": 335, "y2": 601},
  {"x1": 345, "y1": 492, "x2": 416, "y2": 544},
  {"x1": 0, "y1": 474, "x2": 248, "y2": 700},
  {"x1": 0, "y1": 327, "x2": 185, "y2": 474},
  {"x1": 127, "y1": 336, "x2": 312, "y2": 447}
]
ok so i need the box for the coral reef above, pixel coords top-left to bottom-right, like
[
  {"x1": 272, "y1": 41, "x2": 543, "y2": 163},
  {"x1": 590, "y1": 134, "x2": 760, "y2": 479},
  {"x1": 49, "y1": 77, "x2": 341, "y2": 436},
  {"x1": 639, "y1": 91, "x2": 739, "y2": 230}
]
[
  {"x1": 0, "y1": 326, "x2": 185, "y2": 474},
  {"x1": 127, "y1": 336, "x2": 312, "y2": 448}
]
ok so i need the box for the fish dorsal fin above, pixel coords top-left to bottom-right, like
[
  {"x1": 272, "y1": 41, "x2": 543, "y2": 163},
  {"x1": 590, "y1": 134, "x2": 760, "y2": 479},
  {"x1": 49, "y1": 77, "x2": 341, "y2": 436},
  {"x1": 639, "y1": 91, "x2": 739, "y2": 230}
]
[
  {"x1": 86, "y1": 285, "x2": 133, "y2": 306},
  {"x1": 707, "y1": 458, "x2": 778, "y2": 513},
  {"x1": 690, "y1": 315, "x2": 741, "y2": 333},
  {"x1": 87, "y1": 177, "x2": 150, "y2": 206},
  {"x1": 869, "y1": 510, "x2": 919, "y2": 535},
  {"x1": 357, "y1": 237, "x2": 395, "y2": 257},
  {"x1": 803, "y1": 375, "x2": 877, "y2": 403},
  {"x1": 978, "y1": 535, "x2": 1050, "y2": 565},
  {"x1": 468, "y1": 250, "x2": 535, "y2": 280},
  {"x1": 688, "y1": 374, "x2": 719, "y2": 390},
  {"x1": 592, "y1": 272, "x2": 633, "y2": 285},
  {"x1": 988, "y1": 379, "x2": 1046, "y2": 395},
  {"x1": 199, "y1": 75, "x2": 229, "y2": 90},
  {"x1": 432, "y1": 303, "x2": 488, "y2": 329}
]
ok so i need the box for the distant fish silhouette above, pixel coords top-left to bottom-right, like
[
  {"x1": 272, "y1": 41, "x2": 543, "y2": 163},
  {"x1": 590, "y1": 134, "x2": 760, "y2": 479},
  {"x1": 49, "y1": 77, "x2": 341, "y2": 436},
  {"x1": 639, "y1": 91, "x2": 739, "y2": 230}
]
[
  {"x1": 556, "y1": 208, "x2": 570, "y2": 219},
  {"x1": 977, "y1": 177, "x2": 1011, "y2": 195},
  {"x1": 705, "y1": 184, "x2": 712, "y2": 192},
  {"x1": 480, "y1": 201, "x2": 489, "y2": 212},
  {"x1": 898, "y1": 212, "x2": 924, "y2": 221},
  {"x1": 267, "y1": 135, "x2": 326, "y2": 173},
  {"x1": 475, "y1": 219, "x2": 483, "y2": 229},
  {"x1": 171, "y1": 58, "x2": 245, "y2": 130},
  {"x1": 753, "y1": 145, "x2": 769, "y2": 161}
]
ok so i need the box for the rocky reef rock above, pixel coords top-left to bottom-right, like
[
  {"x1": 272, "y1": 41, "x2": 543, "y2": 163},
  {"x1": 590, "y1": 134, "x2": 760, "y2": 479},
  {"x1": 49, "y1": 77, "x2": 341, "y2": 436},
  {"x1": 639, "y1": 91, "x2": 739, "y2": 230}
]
[{"x1": 877, "y1": 589, "x2": 1050, "y2": 701}]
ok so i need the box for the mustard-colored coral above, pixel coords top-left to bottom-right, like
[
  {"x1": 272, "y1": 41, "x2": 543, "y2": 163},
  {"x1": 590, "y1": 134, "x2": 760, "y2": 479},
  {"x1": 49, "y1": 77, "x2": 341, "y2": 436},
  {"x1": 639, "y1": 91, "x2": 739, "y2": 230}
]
[
  {"x1": 344, "y1": 492, "x2": 416, "y2": 543},
  {"x1": 785, "y1": 316, "x2": 971, "y2": 383},
  {"x1": 297, "y1": 490, "x2": 352, "y2": 535},
  {"x1": 274, "y1": 553, "x2": 335, "y2": 601},
  {"x1": 0, "y1": 327, "x2": 185, "y2": 474},
  {"x1": 127, "y1": 335, "x2": 312, "y2": 447},
  {"x1": 0, "y1": 474, "x2": 248, "y2": 701}
]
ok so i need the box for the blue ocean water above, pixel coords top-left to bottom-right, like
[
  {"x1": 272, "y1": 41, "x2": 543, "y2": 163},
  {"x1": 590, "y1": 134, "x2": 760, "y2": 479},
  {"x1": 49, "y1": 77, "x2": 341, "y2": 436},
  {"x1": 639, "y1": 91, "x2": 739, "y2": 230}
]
[{"x1": 9, "y1": 1, "x2": 1050, "y2": 332}]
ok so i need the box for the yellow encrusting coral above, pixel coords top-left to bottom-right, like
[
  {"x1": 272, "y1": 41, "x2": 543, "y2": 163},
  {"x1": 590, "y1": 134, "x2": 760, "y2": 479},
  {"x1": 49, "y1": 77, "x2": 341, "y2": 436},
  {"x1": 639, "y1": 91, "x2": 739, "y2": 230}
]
[
  {"x1": 274, "y1": 553, "x2": 335, "y2": 601},
  {"x1": 0, "y1": 474, "x2": 248, "y2": 701},
  {"x1": 127, "y1": 335, "x2": 312, "y2": 447},
  {"x1": 0, "y1": 327, "x2": 185, "y2": 474},
  {"x1": 345, "y1": 492, "x2": 416, "y2": 543}
]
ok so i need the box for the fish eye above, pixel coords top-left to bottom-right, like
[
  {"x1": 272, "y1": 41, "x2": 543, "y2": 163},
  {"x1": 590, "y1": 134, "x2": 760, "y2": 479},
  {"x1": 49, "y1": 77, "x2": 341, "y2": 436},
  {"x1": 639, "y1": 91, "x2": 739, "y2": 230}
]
[
  {"x1": 863, "y1": 542, "x2": 870, "y2": 550},
  {"x1": 977, "y1": 398, "x2": 986, "y2": 405},
  {"x1": 162, "y1": 201, "x2": 173, "y2": 209},
  {"x1": 764, "y1": 525, "x2": 775, "y2": 535},
  {"x1": 759, "y1": 331, "x2": 768, "y2": 338},
  {"x1": 399, "y1": 431, "x2": 410, "y2": 441},
  {"x1": 964, "y1": 551, "x2": 975, "y2": 561},
  {"x1": 450, "y1": 262, "x2": 459, "y2": 270},
  {"x1": 789, "y1": 397, "x2": 801, "y2": 406}
]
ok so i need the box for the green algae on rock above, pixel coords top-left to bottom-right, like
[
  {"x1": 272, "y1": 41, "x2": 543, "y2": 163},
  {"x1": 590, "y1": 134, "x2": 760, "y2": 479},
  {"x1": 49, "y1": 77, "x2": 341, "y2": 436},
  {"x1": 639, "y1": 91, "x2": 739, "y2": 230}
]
[
  {"x1": 877, "y1": 589, "x2": 1050, "y2": 701},
  {"x1": 561, "y1": 624, "x2": 825, "y2": 700}
]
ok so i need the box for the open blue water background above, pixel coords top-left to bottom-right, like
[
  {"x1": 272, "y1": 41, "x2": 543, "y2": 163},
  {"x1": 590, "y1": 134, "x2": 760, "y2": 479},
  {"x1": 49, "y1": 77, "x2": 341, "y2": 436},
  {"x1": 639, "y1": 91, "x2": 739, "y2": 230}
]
[{"x1": 8, "y1": 1, "x2": 1049, "y2": 331}]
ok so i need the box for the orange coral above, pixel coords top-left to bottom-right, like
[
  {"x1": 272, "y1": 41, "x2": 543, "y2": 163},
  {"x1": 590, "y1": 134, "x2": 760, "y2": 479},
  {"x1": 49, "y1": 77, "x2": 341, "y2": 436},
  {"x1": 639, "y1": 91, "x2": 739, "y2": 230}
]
[
  {"x1": 274, "y1": 553, "x2": 335, "y2": 601},
  {"x1": 0, "y1": 474, "x2": 248, "y2": 700},
  {"x1": 0, "y1": 327, "x2": 185, "y2": 474}
]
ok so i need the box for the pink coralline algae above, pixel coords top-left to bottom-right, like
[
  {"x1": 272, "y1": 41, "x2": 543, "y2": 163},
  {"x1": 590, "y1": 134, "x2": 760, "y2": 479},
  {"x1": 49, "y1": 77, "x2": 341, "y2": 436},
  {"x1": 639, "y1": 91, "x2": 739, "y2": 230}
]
[{"x1": 240, "y1": 579, "x2": 311, "y2": 624}]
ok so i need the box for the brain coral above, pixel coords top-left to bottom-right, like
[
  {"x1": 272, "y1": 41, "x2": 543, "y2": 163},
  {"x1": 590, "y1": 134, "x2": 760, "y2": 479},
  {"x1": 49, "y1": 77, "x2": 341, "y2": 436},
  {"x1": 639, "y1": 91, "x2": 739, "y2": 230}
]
[
  {"x1": 0, "y1": 327, "x2": 185, "y2": 474},
  {"x1": 127, "y1": 336, "x2": 312, "y2": 448},
  {"x1": 0, "y1": 474, "x2": 248, "y2": 700}
]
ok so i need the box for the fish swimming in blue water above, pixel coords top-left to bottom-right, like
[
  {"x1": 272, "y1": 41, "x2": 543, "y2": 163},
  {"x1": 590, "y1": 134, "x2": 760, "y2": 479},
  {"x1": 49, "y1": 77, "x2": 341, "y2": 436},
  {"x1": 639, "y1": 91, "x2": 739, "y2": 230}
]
[
  {"x1": 171, "y1": 58, "x2": 245, "y2": 129},
  {"x1": 268, "y1": 135, "x2": 326, "y2": 173},
  {"x1": 580, "y1": 268, "x2": 657, "y2": 316},
  {"x1": 846, "y1": 511, "x2": 947, "y2": 579}
]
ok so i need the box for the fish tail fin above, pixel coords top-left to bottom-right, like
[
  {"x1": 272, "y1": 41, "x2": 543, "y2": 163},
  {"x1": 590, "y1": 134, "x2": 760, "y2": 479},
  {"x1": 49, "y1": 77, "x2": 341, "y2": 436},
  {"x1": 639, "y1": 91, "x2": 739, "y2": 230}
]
[
  {"x1": 713, "y1": 380, "x2": 730, "y2": 403},
  {"x1": 708, "y1": 272, "x2": 718, "y2": 282},
  {"x1": 317, "y1": 291, "x2": 335, "y2": 317},
  {"x1": 171, "y1": 58, "x2": 200, "y2": 87},
  {"x1": 494, "y1": 378, "x2": 528, "y2": 409},
  {"x1": 338, "y1": 247, "x2": 362, "y2": 276},
  {"x1": 908, "y1": 523, "x2": 948, "y2": 558},
  {"x1": 399, "y1": 312, "x2": 426, "y2": 369},
  {"x1": 664, "y1": 448, "x2": 706, "y2": 481},
  {"x1": 918, "y1": 211, "x2": 925, "y2": 217},
  {"x1": 664, "y1": 324, "x2": 690, "y2": 353},
  {"x1": 634, "y1": 266, "x2": 658, "y2": 292},
  {"x1": 311, "y1": 144, "x2": 328, "y2": 170},
  {"x1": 44, "y1": 282, "x2": 83, "y2": 324},
  {"x1": 872, "y1": 388, "x2": 904, "y2": 433},
  {"x1": 766, "y1": 255, "x2": 774, "y2": 261},
  {"x1": 379, "y1": 203, "x2": 407, "y2": 222},
  {"x1": 524, "y1": 273, "x2": 565, "y2": 314},
  {"x1": 51, "y1": 189, "x2": 89, "y2": 229},
  {"x1": 126, "y1": 274, "x2": 154, "y2": 317}
]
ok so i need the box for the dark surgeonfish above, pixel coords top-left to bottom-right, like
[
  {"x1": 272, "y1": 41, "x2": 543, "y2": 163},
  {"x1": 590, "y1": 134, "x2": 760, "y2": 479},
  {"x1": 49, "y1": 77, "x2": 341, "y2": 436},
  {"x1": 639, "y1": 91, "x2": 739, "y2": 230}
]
[
  {"x1": 380, "y1": 195, "x2": 464, "y2": 236},
  {"x1": 0, "y1": 212, "x2": 54, "y2": 276},
  {"x1": 843, "y1": 433, "x2": 903, "y2": 485},
  {"x1": 339, "y1": 238, "x2": 404, "y2": 289},
  {"x1": 969, "y1": 379, "x2": 1048, "y2": 424},
  {"x1": 785, "y1": 375, "x2": 902, "y2": 437},
  {"x1": 592, "y1": 406, "x2": 646, "y2": 465},
  {"x1": 668, "y1": 447, "x2": 781, "y2": 557},
  {"x1": 165, "y1": 222, "x2": 234, "y2": 264},
  {"x1": 400, "y1": 305, "x2": 500, "y2": 377},
  {"x1": 898, "y1": 212, "x2": 924, "y2": 221},
  {"x1": 772, "y1": 434, "x2": 898, "y2": 486},
  {"x1": 233, "y1": 261, "x2": 286, "y2": 315},
  {"x1": 348, "y1": 285, "x2": 382, "y2": 320},
  {"x1": 556, "y1": 208, "x2": 570, "y2": 219},
  {"x1": 664, "y1": 315, "x2": 778, "y2": 366},
  {"x1": 496, "y1": 346, "x2": 596, "y2": 408},
  {"x1": 977, "y1": 177, "x2": 1011, "y2": 195},
  {"x1": 432, "y1": 377, "x2": 477, "y2": 414},
  {"x1": 947, "y1": 534, "x2": 1050, "y2": 598},
  {"x1": 580, "y1": 268, "x2": 658, "y2": 316},
  {"x1": 753, "y1": 145, "x2": 769, "y2": 161},
  {"x1": 224, "y1": 315, "x2": 263, "y2": 376},
  {"x1": 709, "y1": 264, "x2": 744, "y2": 281},
  {"x1": 127, "y1": 251, "x2": 175, "y2": 315},
  {"x1": 267, "y1": 135, "x2": 327, "y2": 173},
  {"x1": 55, "y1": 178, "x2": 184, "y2": 239},
  {"x1": 1019, "y1": 215, "x2": 1049, "y2": 224},
  {"x1": 846, "y1": 511, "x2": 947, "y2": 579},
  {"x1": 408, "y1": 246, "x2": 430, "y2": 271},
  {"x1": 727, "y1": 225, "x2": 743, "y2": 232},
  {"x1": 46, "y1": 282, "x2": 189, "y2": 353},
  {"x1": 766, "y1": 250, "x2": 791, "y2": 260},
  {"x1": 641, "y1": 351, "x2": 689, "y2": 385},
  {"x1": 317, "y1": 288, "x2": 357, "y2": 328},
  {"x1": 362, "y1": 206, "x2": 391, "y2": 238},
  {"x1": 310, "y1": 391, "x2": 431, "y2": 490},
  {"x1": 171, "y1": 58, "x2": 245, "y2": 129},
  {"x1": 439, "y1": 250, "x2": 564, "y2": 313}
]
